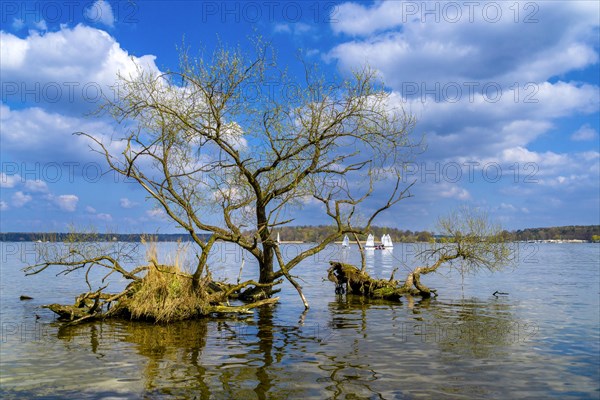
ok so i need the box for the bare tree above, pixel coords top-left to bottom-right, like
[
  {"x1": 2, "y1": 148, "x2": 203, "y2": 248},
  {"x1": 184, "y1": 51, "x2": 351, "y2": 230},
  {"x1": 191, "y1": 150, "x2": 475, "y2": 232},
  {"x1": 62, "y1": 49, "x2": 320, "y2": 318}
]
[
  {"x1": 328, "y1": 207, "x2": 514, "y2": 299},
  {"x1": 400, "y1": 207, "x2": 514, "y2": 296},
  {"x1": 73, "y1": 40, "x2": 416, "y2": 306}
]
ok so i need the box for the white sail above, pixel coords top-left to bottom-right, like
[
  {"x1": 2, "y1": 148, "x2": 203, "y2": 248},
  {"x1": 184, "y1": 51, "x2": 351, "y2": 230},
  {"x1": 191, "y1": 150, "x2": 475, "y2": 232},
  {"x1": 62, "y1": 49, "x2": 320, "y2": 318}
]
[
  {"x1": 383, "y1": 234, "x2": 393, "y2": 248},
  {"x1": 365, "y1": 234, "x2": 375, "y2": 248},
  {"x1": 276, "y1": 232, "x2": 281, "y2": 244},
  {"x1": 342, "y1": 235, "x2": 350, "y2": 248}
]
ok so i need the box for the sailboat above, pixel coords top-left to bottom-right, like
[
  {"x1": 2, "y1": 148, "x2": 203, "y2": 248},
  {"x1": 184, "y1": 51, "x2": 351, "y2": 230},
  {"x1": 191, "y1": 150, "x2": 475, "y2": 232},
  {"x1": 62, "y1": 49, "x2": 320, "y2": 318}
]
[
  {"x1": 341, "y1": 235, "x2": 350, "y2": 248},
  {"x1": 382, "y1": 234, "x2": 394, "y2": 249},
  {"x1": 365, "y1": 234, "x2": 375, "y2": 249},
  {"x1": 276, "y1": 232, "x2": 281, "y2": 245}
]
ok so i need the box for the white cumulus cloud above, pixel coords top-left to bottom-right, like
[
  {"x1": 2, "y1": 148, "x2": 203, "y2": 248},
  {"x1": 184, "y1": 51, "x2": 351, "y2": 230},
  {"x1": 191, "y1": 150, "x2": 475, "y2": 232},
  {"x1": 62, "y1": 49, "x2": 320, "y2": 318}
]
[
  {"x1": 96, "y1": 213, "x2": 113, "y2": 221},
  {"x1": 571, "y1": 124, "x2": 598, "y2": 141},
  {"x1": 24, "y1": 179, "x2": 49, "y2": 193},
  {"x1": 12, "y1": 191, "x2": 32, "y2": 207},
  {"x1": 0, "y1": 172, "x2": 19, "y2": 188},
  {"x1": 11, "y1": 18, "x2": 25, "y2": 31},
  {"x1": 0, "y1": 25, "x2": 160, "y2": 111},
  {"x1": 439, "y1": 185, "x2": 470, "y2": 200},
  {"x1": 120, "y1": 197, "x2": 138, "y2": 209},
  {"x1": 85, "y1": 0, "x2": 115, "y2": 28},
  {"x1": 0, "y1": 103, "x2": 118, "y2": 163},
  {"x1": 54, "y1": 194, "x2": 79, "y2": 212},
  {"x1": 146, "y1": 208, "x2": 167, "y2": 220}
]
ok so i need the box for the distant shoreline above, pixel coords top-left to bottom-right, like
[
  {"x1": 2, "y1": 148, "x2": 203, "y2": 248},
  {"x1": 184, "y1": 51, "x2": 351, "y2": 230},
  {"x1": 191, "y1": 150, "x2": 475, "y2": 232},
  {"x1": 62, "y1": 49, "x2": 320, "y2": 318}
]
[
  {"x1": 0, "y1": 240, "x2": 595, "y2": 245},
  {"x1": 0, "y1": 224, "x2": 598, "y2": 243}
]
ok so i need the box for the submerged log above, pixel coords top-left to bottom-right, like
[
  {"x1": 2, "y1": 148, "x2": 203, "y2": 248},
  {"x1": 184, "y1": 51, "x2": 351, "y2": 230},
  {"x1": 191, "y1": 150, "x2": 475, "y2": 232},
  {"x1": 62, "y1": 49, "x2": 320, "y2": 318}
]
[
  {"x1": 327, "y1": 261, "x2": 424, "y2": 300},
  {"x1": 43, "y1": 303, "x2": 94, "y2": 321},
  {"x1": 207, "y1": 297, "x2": 279, "y2": 314},
  {"x1": 238, "y1": 285, "x2": 281, "y2": 302}
]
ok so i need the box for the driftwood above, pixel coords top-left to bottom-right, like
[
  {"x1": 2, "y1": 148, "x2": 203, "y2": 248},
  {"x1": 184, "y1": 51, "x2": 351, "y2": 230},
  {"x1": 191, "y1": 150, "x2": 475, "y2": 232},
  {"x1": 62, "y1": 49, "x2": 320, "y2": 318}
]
[{"x1": 327, "y1": 261, "x2": 430, "y2": 300}]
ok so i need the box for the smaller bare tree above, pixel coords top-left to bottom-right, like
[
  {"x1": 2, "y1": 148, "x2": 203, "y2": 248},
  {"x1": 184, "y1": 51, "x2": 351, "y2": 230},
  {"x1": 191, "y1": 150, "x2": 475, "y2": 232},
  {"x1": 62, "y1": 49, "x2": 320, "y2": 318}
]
[
  {"x1": 328, "y1": 207, "x2": 514, "y2": 299},
  {"x1": 400, "y1": 207, "x2": 514, "y2": 296}
]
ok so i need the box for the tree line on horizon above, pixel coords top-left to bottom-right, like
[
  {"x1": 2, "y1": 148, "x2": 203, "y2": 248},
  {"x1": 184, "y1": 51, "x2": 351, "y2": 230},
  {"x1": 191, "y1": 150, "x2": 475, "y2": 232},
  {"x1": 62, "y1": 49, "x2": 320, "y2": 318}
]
[
  {"x1": 1, "y1": 225, "x2": 598, "y2": 243},
  {"x1": 509, "y1": 225, "x2": 600, "y2": 241}
]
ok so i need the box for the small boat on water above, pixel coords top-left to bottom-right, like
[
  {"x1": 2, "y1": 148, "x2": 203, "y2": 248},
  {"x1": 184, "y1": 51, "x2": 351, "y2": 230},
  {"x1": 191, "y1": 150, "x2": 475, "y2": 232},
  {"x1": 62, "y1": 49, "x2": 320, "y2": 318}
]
[
  {"x1": 276, "y1": 232, "x2": 281, "y2": 245},
  {"x1": 365, "y1": 234, "x2": 375, "y2": 249},
  {"x1": 342, "y1": 235, "x2": 350, "y2": 248},
  {"x1": 363, "y1": 234, "x2": 393, "y2": 250},
  {"x1": 382, "y1": 234, "x2": 394, "y2": 249}
]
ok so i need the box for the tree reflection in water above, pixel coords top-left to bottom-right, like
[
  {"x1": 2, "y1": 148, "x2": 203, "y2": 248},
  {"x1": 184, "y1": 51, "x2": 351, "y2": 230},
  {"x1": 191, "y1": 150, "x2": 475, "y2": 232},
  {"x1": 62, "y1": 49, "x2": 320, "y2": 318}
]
[
  {"x1": 58, "y1": 319, "x2": 211, "y2": 398},
  {"x1": 52, "y1": 294, "x2": 531, "y2": 399},
  {"x1": 54, "y1": 306, "x2": 324, "y2": 398},
  {"x1": 322, "y1": 294, "x2": 526, "y2": 398},
  {"x1": 213, "y1": 306, "x2": 278, "y2": 399}
]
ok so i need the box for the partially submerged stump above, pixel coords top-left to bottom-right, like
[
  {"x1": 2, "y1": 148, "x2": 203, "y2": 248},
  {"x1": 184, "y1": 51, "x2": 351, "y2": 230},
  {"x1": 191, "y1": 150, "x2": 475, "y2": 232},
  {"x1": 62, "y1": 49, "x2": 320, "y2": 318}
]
[{"x1": 327, "y1": 261, "x2": 429, "y2": 301}]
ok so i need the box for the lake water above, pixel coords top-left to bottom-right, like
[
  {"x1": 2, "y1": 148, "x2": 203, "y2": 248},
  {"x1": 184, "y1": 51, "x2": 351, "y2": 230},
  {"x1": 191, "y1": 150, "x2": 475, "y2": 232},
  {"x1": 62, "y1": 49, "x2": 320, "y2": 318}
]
[{"x1": 1, "y1": 242, "x2": 599, "y2": 399}]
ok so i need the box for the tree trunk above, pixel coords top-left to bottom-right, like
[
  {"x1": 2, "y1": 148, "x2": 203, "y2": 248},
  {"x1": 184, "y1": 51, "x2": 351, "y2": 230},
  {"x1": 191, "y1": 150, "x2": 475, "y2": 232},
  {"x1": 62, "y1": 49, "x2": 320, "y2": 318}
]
[
  {"x1": 259, "y1": 246, "x2": 274, "y2": 284},
  {"x1": 401, "y1": 268, "x2": 433, "y2": 297},
  {"x1": 401, "y1": 255, "x2": 458, "y2": 296},
  {"x1": 353, "y1": 233, "x2": 367, "y2": 272},
  {"x1": 240, "y1": 251, "x2": 278, "y2": 302},
  {"x1": 256, "y1": 204, "x2": 274, "y2": 284},
  {"x1": 191, "y1": 238, "x2": 215, "y2": 290}
]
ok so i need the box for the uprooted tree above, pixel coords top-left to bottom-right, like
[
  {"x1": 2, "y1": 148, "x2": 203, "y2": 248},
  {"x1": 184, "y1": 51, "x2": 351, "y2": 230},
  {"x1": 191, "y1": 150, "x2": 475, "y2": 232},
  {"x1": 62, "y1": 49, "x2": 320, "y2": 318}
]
[
  {"x1": 24, "y1": 38, "x2": 417, "y2": 322},
  {"x1": 328, "y1": 207, "x2": 515, "y2": 300},
  {"x1": 25, "y1": 232, "x2": 284, "y2": 324}
]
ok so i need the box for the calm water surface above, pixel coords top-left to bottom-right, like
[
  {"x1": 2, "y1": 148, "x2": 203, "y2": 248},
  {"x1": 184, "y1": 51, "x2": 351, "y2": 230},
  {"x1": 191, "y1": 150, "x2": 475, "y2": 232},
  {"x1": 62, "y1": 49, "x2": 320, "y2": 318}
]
[{"x1": 1, "y1": 242, "x2": 599, "y2": 399}]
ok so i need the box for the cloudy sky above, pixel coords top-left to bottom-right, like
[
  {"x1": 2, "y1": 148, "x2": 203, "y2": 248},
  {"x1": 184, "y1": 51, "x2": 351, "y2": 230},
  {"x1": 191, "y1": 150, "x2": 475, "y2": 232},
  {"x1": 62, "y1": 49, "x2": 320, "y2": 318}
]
[{"x1": 1, "y1": 0, "x2": 598, "y2": 233}]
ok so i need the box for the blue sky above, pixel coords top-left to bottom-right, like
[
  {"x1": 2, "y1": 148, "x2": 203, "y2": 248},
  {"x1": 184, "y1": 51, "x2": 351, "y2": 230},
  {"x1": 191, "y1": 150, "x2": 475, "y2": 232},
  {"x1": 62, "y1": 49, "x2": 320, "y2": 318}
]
[{"x1": 0, "y1": 0, "x2": 599, "y2": 233}]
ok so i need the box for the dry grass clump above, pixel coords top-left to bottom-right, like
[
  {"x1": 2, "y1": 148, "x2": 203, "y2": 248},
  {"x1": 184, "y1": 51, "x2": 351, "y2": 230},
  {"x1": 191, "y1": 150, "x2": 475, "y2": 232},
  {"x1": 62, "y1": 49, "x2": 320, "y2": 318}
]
[
  {"x1": 41, "y1": 239, "x2": 281, "y2": 324},
  {"x1": 126, "y1": 241, "x2": 208, "y2": 322}
]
